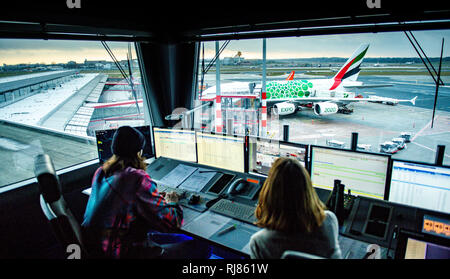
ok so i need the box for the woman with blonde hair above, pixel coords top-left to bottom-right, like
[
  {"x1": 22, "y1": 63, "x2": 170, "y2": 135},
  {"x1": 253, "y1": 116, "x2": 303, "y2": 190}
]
[{"x1": 249, "y1": 157, "x2": 342, "y2": 259}]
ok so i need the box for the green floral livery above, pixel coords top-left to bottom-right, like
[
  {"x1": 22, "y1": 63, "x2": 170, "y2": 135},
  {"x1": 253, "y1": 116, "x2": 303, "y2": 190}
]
[{"x1": 266, "y1": 80, "x2": 314, "y2": 100}]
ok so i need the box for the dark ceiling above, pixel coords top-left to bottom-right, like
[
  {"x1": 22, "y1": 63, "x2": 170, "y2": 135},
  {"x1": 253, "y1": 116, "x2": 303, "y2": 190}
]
[{"x1": 0, "y1": 1, "x2": 449, "y2": 42}]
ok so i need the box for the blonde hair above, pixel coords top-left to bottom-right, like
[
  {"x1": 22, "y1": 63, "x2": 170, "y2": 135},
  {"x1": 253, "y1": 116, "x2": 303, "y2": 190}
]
[{"x1": 255, "y1": 157, "x2": 326, "y2": 233}]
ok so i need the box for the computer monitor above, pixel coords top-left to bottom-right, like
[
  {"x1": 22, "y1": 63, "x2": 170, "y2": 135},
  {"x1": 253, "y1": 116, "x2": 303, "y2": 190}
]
[
  {"x1": 280, "y1": 141, "x2": 308, "y2": 169},
  {"x1": 248, "y1": 137, "x2": 280, "y2": 175},
  {"x1": 95, "y1": 125, "x2": 153, "y2": 164},
  {"x1": 248, "y1": 137, "x2": 308, "y2": 176},
  {"x1": 153, "y1": 127, "x2": 197, "y2": 163},
  {"x1": 389, "y1": 160, "x2": 450, "y2": 214},
  {"x1": 394, "y1": 229, "x2": 450, "y2": 259},
  {"x1": 196, "y1": 132, "x2": 245, "y2": 173},
  {"x1": 310, "y1": 146, "x2": 390, "y2": 200}
]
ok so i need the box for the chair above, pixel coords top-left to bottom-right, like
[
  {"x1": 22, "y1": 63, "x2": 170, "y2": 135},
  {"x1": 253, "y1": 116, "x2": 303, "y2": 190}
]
[
  {"x1": 34, "y1": 154, "x2": 88, "y2": 259},
  {"x1": 281, "y1": 250, "x2": 326, "y2": 259}
]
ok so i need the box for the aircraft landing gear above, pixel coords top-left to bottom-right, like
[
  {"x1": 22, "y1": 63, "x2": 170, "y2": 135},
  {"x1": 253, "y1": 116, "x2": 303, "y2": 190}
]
[{"x1": 338, "y1": 106, "x2": 353, "y2": 114}]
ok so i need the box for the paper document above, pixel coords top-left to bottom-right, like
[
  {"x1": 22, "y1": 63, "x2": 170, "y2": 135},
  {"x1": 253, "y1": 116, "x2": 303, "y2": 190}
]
[
  {"x1": 178, "y1": 168, "x2": 217, "y2": 192},
  {"x1": 182, "y1": 211, "x2": 231, "y2": 239},
  {"x1": 210, "y1": 221, "x2": 260, "y2": 251},
  {"x1": 158, "y1": 164, "x2": 197, "y2": 187}
]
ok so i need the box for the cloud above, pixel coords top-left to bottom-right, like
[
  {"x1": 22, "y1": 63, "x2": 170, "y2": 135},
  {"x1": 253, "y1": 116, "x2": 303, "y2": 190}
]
[
  {"x1": 200, "y1": 30, "x2": 450, "y2": 59},
  {"x1": 0, "y1": 39, "x2": 131, "y2": 64}
]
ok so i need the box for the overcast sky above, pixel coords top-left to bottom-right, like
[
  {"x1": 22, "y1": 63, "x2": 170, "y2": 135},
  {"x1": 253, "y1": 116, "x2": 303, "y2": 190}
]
[
  {"x1": 1, "y1": 29, "x2": 450, "y2": 65},
  {"x1": 0, "y1": 40, "x2": 132, "y2": 65},
  {"x1": 206, "y1": 29, "x2": 450, "y2": 59}
]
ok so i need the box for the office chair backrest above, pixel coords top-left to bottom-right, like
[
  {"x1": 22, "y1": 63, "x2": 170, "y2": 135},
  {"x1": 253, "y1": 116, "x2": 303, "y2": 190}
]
[
  {"x1": 281, "y1": 250, "x2": 326, "y2": 259},
  {"x1": 34, "y1": 154, "x2": 87, "y2": 258}
]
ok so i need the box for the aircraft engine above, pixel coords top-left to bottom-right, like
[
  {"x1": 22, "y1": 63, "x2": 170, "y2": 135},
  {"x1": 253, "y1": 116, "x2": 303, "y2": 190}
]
[
  {"x1": 273, "y1": 102, "x2": 297, "y2": 115},
  {"x1": 313, "y1": 102, "x2": 339, "y2": 116}
]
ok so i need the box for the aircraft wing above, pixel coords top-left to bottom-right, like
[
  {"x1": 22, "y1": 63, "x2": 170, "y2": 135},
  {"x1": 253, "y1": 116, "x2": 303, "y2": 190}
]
[{"x1": 267, "y1": 96, "x2": 417, "y2": 105}]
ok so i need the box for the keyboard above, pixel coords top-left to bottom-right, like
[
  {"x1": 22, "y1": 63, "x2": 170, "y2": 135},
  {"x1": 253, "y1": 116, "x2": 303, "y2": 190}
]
[{"x1": 209, "y1": 199, "x2": 257, "y2": 224}]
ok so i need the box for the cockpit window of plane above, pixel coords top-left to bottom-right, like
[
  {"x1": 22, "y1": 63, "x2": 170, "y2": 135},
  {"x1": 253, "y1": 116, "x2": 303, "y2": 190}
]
[
  {"x1": 193, "y1": 31, "x2": 450, "y2": 166},
  {"x1": 0, "y1": 39, "x2": 151, "y2": 188}
]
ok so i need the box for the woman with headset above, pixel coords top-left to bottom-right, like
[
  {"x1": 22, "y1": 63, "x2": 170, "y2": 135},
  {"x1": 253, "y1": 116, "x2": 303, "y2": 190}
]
[{"x1": 82, "y1": 126, "x2": 210, "y2": 259}]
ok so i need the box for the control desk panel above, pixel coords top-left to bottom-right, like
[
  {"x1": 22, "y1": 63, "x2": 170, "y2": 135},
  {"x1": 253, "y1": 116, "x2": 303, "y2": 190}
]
[
  {"x1": 146, "y1": 157, "x2": 449, "y2": 258},
  {"x1": 342, "y1": 196, "x2": 450, "y2": 251},
  {"x1": 147, "y1": 157, "x2": 265, "y2": 224}
]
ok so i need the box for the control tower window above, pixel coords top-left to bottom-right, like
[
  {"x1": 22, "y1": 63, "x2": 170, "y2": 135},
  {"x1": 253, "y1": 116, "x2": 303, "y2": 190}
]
[
  {"x1": 0, "y1": 39, "x2": 151, "y2": 188},
  {"x1": 193, "y1": 31, "x2": 450, "y2": 165}
]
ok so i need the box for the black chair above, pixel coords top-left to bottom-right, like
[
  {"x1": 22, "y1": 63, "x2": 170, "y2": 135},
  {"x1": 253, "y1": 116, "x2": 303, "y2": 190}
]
[{"x1": 34, "y1": 153, "x2": 88, "y2": 259}]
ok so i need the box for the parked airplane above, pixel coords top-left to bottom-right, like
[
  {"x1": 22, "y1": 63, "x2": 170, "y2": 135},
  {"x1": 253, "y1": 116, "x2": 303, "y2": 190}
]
[{"x1": 200, "y1": 44, "x2": 417, "y2": 116}]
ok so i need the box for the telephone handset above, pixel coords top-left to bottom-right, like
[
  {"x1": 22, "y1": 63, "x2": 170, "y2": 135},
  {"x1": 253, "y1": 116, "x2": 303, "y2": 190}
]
[{"x1": 227, "y1": 178, "x2": 249, "y2": 196}]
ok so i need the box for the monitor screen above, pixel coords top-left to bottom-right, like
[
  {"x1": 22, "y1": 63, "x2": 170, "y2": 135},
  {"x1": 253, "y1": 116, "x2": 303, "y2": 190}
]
[
  {"x1": 196, "y1": 132, "x2": 245, "y2": 173},
  {"x1": 389, "y1": 160, "x2": 450, "y2": 214},
  {"x1": 280, "y1": 141, "x2": 308, "y2": 168},
  {"x1": 395, "y1": 229, "x2": 450, "y2": 259},
  {"x1": 248, "y1": 137, "x2": 280, "y2": 175},
  {"x1": 248, "y1": 138, "x2": 308, "y2": 176},
  {"x1": 153, "y1": 127, "x2": 197, "y2": 163},
  {"x1": 95, "y1": 125, "x2": 153, "y2": 163},
  {"x1": 310, "y1": 146, "x2": 390, "y2": 200}
]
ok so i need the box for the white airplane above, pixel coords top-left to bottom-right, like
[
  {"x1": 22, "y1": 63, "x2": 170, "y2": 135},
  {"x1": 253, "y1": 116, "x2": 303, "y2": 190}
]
[{"x1": 200, "y1": 44, "x2": 417, "y2": 116}]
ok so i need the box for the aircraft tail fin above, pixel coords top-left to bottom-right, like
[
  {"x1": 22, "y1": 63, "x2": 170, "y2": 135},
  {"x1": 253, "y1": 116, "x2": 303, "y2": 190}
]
[
  {"x1": 330, "y1": 43, "x2": 369, "y2": 90},
  {"x1": 410, "y1": 96, "x2": 417, "y2": 106},
  {"x1": 286, "y1": 71, "x2": 295, "y2": 80}
]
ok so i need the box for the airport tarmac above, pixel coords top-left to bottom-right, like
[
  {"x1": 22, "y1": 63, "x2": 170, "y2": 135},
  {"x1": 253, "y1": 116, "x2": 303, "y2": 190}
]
[
  {"x1": 0, "y1": 70, "x2": 448, "y2": 188},
  {"x1": 209, "y1": 73, "x2": 450, "y2": 165},
  {"x1": 267, "y1": 101, "x2": 450, "y2": 165}
]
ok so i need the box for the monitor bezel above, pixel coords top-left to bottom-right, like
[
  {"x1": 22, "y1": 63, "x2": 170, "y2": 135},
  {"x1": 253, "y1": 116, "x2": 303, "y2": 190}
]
[
  {"x1": 309, "y1": 145, "x2": 392, "y2": 200},
  {"x1": 391, "y1": 158, "x2": 450, "y2": 170},
  {"x1": 394, "y1": 228, "x2": 450, "y2": 259},
  {"x1": 95, "y1": 124, "x2": 154, "y2": 164},
  {"x1": 195, "y1": 130, "x2": 246, "y2": 173},
  {"x1": 246, "y1": 136, "x2": 310, "y2": 176},
  {"x1": 388, "y1": 158, "x2": 450, "y2": 202},
  {"x1": 247, "y1": 135, "x2": 280, "y2": 142},
  {"x1": 151, "y1": 126, "x2": 197, "y2": 163}
]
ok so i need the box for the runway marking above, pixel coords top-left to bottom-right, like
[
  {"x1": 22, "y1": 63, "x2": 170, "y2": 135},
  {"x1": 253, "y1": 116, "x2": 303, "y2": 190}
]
[
  {"x1": 411, "y1": 141, "x2": 436, "y2": 152},
  {"x1": 388, "y1": 81, "x2": 450, "y2": 88},
  {"x1": 411, "y1": 115, "x2": 439, "y2": 142},
  {"x1": 411, "y1": 141, "x2": 450, "y2": 158},
  {"x1": 420, "y1": 131, "x2": 450, "y2": 137}
]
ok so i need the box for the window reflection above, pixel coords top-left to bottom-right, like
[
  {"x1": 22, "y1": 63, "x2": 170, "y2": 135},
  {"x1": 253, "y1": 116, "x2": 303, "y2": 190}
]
[
  {"x1": 0, "y1": 40, "x2": 149, "y2": 188},
  {"x1": 195, "y1": 32, "x2": 450, "y2": 165}
]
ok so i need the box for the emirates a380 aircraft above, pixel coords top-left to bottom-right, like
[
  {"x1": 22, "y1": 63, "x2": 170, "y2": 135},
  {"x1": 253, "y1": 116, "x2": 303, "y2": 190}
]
[{"x1": 200, "y1": 44, "x2": 417, "y2": 116}]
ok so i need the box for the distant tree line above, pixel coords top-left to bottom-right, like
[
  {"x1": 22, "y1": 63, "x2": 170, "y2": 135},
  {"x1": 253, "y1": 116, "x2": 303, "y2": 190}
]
[{"x1": 266, "y1": 57, "x2": 450, "y2": 64}]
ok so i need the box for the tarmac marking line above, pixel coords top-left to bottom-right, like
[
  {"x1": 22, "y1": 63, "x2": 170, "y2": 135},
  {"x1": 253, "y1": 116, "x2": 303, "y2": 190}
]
[
  {"x1": 411, "y1": 115, "x2": 439, "y2": 142},
  {"x1": 411, "y1": 141, "x2": 450, "y2": 158}
]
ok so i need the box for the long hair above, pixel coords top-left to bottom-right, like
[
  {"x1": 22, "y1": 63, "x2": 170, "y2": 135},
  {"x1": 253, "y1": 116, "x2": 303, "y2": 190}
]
[
  {"x1": 102, "y1": 152, "x2": 147, "y2": 177},
  {"x1": 255, "y1": 157, "x2": 326, "y2": 233}
]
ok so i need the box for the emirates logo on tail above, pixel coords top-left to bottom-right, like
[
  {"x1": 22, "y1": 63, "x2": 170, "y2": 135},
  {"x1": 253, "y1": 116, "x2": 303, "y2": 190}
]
[{"x1": 329, "y1": 44, "x2": 369, "y2": 90}]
